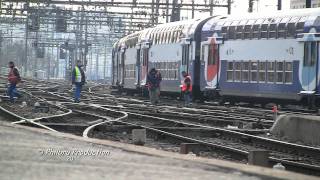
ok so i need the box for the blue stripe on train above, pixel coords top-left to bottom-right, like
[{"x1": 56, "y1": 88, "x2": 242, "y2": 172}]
[{"x1": 219, "y1": 60, "x2": 303, "y2": 94}]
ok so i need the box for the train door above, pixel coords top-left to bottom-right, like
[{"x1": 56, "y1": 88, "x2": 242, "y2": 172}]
[
  {"x1": 180, "y1": 38, "x2": 191, "y2": 76},
  {"x1": 202, "y1": 37, "x2": 222, "y2": 90},
  {"x1": 119, "y1": 46, "x2": 126, "y2": 86},
  {"x1": 140, "y1": 41, "x2": 150, "y2": 86},
  {"x1": 111, "y1": 49, "x2": 116, "y2": 85},
  {"x1": 135, "y1": 44, "x2": 141, "y2": 87},
  {"x1": 115, "y1": 50, "x2": 120, "y2": 85},
  {"x1": 301, "y1": 41, "x2": 318, "y2": 92}
]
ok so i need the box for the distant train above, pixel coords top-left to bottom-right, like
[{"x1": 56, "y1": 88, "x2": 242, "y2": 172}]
[{"x1": 112, "y1": 8, "x2": 320, "y2": 107}]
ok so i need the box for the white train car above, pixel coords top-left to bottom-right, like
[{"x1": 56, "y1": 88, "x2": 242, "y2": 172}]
[{"x1": 207, "y1": 8, "x2": 320, "y2": 104}]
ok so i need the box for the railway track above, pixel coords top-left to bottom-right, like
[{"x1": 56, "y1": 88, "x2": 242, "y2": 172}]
[
  {"x1": 81, "y1": 105, "x2": 320, "y2": 176},
  {"x1": 2, "y1": 80, "x2": 320, "y2": 176}
]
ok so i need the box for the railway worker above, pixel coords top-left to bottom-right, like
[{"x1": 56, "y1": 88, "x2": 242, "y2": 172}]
[
  {"x1": 72, "y1": 60, "x2": 86, "y2": 103},
  {"x1": 146, "y1": 68, "x2": 162, "y2": 105},
  {"x1": 7, "y1": 61, "x2": 22, "y2": 103},
  {"x1": 181, "y1": 71, "x2": 192, "y2": 106}
]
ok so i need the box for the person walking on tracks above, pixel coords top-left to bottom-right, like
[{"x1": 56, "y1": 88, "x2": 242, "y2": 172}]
[
  {"x1": 72, "y1": 60, "x2": 86, "y2": 103},
  {"x1": 7, "y1": 61, "x2": 22, "y2": 103},
  {"x1": 181, "y1": 71, "x2": 192, "y2": 106},
  {"x1": 146, "y1": 68, "x2": 162, "y2": 105}
]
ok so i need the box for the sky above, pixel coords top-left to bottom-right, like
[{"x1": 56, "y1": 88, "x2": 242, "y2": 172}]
[
  {"x1": 187, "y1": 0, "x2": 291, "y2": 18},
  {"x1": 230, "y1": 0, "x2": 290, "y2": 14}
]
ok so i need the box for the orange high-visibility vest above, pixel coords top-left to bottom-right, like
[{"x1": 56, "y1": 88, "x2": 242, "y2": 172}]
[{"x1": 181, "y1": 75, "x2": 192, "y2": 92}]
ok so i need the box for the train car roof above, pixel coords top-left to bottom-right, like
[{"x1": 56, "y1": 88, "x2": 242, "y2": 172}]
[{"x1": 221, "y1": 8, "x2": 320, "y2": 21}]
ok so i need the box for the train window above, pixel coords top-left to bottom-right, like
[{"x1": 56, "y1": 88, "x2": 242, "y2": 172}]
[
  {"x1": 161, "y1": 32, "x2": 165, "y2": 44},
  {"x1": 285, "y1": 62, "x2": 293, "y2": 83},
  {"x1": 269, "y1": 23, "x2": 277, "y2": 38},
  {"x1": 182, "y1": 45, "x2": 189, "y2": 65},
  {"x1": 227, "y1": 61, "x2": 234, "y2": 82},
  {"x1": 244, "y1": 25, "x2": 252, "y2": 39},
  {"x1": 221, "y1": 26, "x2": 228, "y2": 40},
  {"x1": 171, "y1": 31, "x2": 175, "y2": 43},
  {"x1": 252, "y1": 25, "x2": 260, "y2": 39},
  {"x1": 242, "y1": 61, "x2": 249, "y2": 82},
  {"x1": 160, "y1": 32, "x2": 164, "y2": 44},
  {"x1": 296, "y1": 22, "x2": 305, "y2": 34},
  {"x1": 304, "y1": 42, "x2": 317, "y2": 66},
  {"x1": 157, "y1": 32, "x2": 161, "y2": 44},
  {"x1": 252, "y1": 19, "x2": 264, "y2": 39},
  {"x1": 250, "y1": 61, "x2": 258, "y2": 82},
  {"x1": 176, "y1": 30, "x2": 181, "y2": 42},
  {"x1": 228, "y1": 26, "x2": 236, "y2": 40},
  {"x1": 267, "y1": 61, "x2": 275, "y2": 83},
  {"x1": 276, "y1": 61, "x2": 284, "y2": 83},
  {"x1": 243, "y1": 19, "x2": 255, "y2": 39},
  {"x1": 143, "y1": 49, "x2": 148, "y2": 66},
  {"x1": 166, "y1": 31, "x2": 169, "y2": 44},
  {"x1": 278, "y1": 17, "x2": 290, "y2": 38},
  {"x1": 258, "y1": 62, "x2": 266, "y2": 82},
  {"x1": 229, "y1": 21, "x2": 239, "y2": 40},
  {"x1": 260, "y1": 23, "x2": 269, "y2": 39},
  {"x1": 167, "y1": 32, "x2": 171, "y2": 44},
  {"x1": 201, "y1": 45, "x2": 206, "y2": 61},
  {"x1": 208, "y1": 44, "x2": 216, "y2": 65},
  {"x1": 154, "y1": 33, "x2": 158, "y2": 44},
  {"x1": 235, "y1": 61, "x2": 242, "y2": 82},
  {"x1": 236, "y1": 26, "x2": 244, "y2": 39},
  {"x1": 296, "y1": 16, "x2": 307, "y2": 35},
  {"x1": 287, "y1": 23, "x2": 296, "y2": 38}
]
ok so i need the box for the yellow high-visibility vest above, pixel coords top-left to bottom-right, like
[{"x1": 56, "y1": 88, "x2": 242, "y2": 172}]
[{"x1": 75, "y1": 66, "x2": 81, "y2": 82}]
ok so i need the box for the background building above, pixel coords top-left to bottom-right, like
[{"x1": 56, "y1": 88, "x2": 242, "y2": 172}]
[{"x1": 291, "y1": 0, "x2": 320, "y2": 9}]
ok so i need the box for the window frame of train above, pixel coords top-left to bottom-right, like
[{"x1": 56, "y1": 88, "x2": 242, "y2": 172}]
[
  {"x1": 221, "y1": 21, "x2": 231, "y2": 40},
  {"x1": 304, "y1": 42, "x2": 318, "y2": 67},
  {"x1": 278, "y1": 17, "x2": 291, "y2": 39},
  {"x1": 236, "y1": 20, "x2": 247, "y2": 40},
  {"x1": 269, "y1": 17, "x2": 282, "y2": 39},
  {"x1": 296, "y1": 16, "x2": 307, "y2": 36},
  {"x1": 252, "y1": 19, "x2": 264, "y2": 39},
  {"x1": 243, "y1": 19, "x2": 256, "y2": 39},
  {"x1": 276, "y1": 60, "x2": 285, "y2": 84},
  {"x1": 250, "y1": 61, "x2": 258, "y2": 83},
  {"x1": 267, "y1": 61, "x2": 276, "y2": 83},
  {"x1": 287, "y1": 16, "x2": 298, "y2": 38},
  {"x1": 226, "y1": 61, "x2": 234, "y2": 82},
  {"x1": 284, "y1": 61, "x2": 293, "y2": 84},
  {"x1": 208, "y1": 44, "x2": 217, "y2": 65},
  {"x1": 260, "y1": 19, "x2": 270, "y2": 39},
  {"x1": 258, "y1": 61, "x2": 267, "y2": 83},
  {"x1": 234, "y1": 61, "x2": 242, "y2": 82},
  {"x1": 228, "y1": 20, "x2": 239, "y2": 40},
  {"x1": 181, "y1": 38, "x2": 191, "y2": 72}
]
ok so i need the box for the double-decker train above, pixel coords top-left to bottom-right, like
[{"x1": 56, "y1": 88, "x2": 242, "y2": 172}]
[{"x1": 112, "y1": 8, "x2": 320, "y2": 106}]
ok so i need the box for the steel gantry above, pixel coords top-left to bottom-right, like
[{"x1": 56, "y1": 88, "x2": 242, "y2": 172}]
[{"x1": 0, "y1": 0, "x2": 232, "y2": 81}]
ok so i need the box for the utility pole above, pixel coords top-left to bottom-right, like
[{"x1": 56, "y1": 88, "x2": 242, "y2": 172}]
[
  {"x1": 151, "y1": 0, "x2": 155, "y2": 26},
  {"x1": 56, "y1": 47, "x2": 59, "y2": 78},
  {"x1": 24, "y1": 2, "x2": 29, "y2": 76},
  {"x1": 155, "y1": 0, "x2": 160, "y2": 24},
  {"x1": 166, "y1": 0, "x2": 169, "y2": 23},
  {"x1": 306, "y1": 0, "x2": 311, "y2": 8},
  {"x1": 104, "y1": 44, "x2": 107, "y2": 84},
  {"x1": 192, "y1": 0, "x2": 195, "y2": 18},
  {"x1": 209, "y1": 0, "x2": 213, "y2": 16},
  {"x1": 84, "y1": 17, "x2": 88, "y2": 71},
  {"x1": 277, "y1": 0, "x2": 282, "y2": 10},
  {"x1": 96, "y1": 48, "x2": 99, "y2": 81},
  {"x1": 0, "y1": 30, "x2": 2, "y2": 63},
  {"x1": 227, "y1": 0, "x2": 231, "y2": 14},
  {"x1": 248, "y1": 0, "x2": 253, "y2": 13}
]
